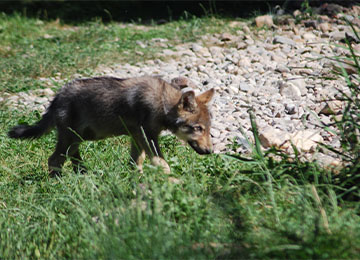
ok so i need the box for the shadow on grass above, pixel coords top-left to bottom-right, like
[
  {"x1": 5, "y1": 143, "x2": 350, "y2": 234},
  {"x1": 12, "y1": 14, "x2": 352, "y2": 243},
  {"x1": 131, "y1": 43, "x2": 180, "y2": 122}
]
[{"x1": 0, "y1": 1, "x2": 298, "y2": 24}]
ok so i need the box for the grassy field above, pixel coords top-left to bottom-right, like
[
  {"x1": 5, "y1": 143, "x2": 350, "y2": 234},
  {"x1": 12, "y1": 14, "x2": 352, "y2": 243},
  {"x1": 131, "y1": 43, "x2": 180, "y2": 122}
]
[{"x1": 1, "y1": 13, "x2": 360, "y2": 259}]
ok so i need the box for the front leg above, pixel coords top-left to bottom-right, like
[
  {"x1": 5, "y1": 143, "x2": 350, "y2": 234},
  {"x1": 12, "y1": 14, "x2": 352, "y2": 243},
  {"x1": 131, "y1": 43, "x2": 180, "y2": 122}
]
[
  {"x1": 150, "y1": 156, "x2": 171, "y2": 174},
  {"x1": 147, "y1": 138, "x2": 171, "y2": 174},
  {"x1": 130, "y1": 141, "x2": 146, "y2": 173},
  {"x1": 131, "y1": 131, "x2": 171, "y2": 174}
]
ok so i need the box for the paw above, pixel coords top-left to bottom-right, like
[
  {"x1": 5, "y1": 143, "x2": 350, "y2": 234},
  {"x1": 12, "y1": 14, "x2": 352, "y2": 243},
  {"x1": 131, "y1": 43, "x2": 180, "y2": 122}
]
[
  {"x1": 49, "y1": 170, "x2": 62, "y2": 178},
  {"x1": 151, "y1": 157, "x2": 171, "y2": 174}
]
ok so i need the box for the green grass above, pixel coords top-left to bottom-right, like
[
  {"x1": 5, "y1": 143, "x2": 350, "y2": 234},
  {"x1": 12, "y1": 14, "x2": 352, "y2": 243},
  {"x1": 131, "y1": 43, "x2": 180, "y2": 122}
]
[
  {"x1": 1, "y1": 13, "x2": 360, "y2": 259},
  {"x1": 1, "y1": 109, "x2": 360, "y2": 259}
]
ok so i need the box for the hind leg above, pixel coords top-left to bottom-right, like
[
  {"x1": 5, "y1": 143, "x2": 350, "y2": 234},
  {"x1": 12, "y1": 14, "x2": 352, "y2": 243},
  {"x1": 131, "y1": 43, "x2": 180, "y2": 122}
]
[
  {"x1": 48, "y1": 139, "x2": 69, "y2": 177},
  {"x1": 48, "y1": 129, "x2": 82, "y2": 177}
]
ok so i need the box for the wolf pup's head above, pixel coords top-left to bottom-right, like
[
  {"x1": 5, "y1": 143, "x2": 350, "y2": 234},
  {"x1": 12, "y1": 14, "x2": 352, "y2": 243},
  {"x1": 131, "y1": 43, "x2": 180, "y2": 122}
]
[{"x1": 175, "y1": 88, "x2": 215, "y2": 154}]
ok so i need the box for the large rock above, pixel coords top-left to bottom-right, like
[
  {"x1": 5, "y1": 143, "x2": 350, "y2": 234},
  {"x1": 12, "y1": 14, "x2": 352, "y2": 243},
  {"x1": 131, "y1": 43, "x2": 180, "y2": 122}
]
[
  {"x1": 290, "y1": 130, "x2": 323, "y2": 152},
  {"x1": 255, "y1": 15, "x2": 275, "y2": 28},
  {"x1": 220, "y1": 32, "x2": 235, "y2": 42},
  {"x1": 289, "y1": 78, "x2": 307, "y2": 96},
  {"x1": 239, "y1": 82, "x2": 252, "y2": 93},
  {"x1": 314, "y1": 153, "x2": 342, "y2": 170},
  {"x1": 275, "y1": 64, "x2": 290, "y2": 73},
  {"x1": 259, "y1": 126, "x2": 290, "y2": 148},
  {"x1": 303, "y1": 32, "x2": 317, "y2": 41},
  {"x1": 317, "y1": 3, "x2": 343, "y2": 17},
  {"x1": 319, "y1": 22, "x2": 331, "y2": 33},
  {"x1": 209, "y1": 46, "x2": 224, "y2": 58},
  {"x1": 273, "y1": 36, "x2": 296, "y2": 46},
  {"x1": 319, "y1": 100, "x2": 343, "y2": 115},
  {"x1": 332, "y1": 61, "x2": 358, "y2": 75},
  {"x1": 329, "y1": 31, "x2": 346, "y2": 41},
  {"x1": 278, "y1": 81, "x2": 302, "y2": 100},
  {"x1": 190, "y1": 44, "x2": 211, "y2": 57}
]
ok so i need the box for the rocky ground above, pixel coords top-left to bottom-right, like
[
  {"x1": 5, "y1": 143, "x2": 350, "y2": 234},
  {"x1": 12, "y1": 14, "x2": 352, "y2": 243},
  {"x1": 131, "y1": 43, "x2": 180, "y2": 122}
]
[{"x1": 3, "y1": 4, "x2": 360, "y2": 167}]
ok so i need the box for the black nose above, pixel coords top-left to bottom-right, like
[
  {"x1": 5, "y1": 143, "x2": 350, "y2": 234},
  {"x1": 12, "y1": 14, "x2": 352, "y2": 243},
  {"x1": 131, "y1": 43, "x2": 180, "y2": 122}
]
[
  {"x1": 188, "y1": 141, "x2": 212, "y2": 155},
  {"x1": 203, "y1": 148, "x2": 212, "y2": 154}
]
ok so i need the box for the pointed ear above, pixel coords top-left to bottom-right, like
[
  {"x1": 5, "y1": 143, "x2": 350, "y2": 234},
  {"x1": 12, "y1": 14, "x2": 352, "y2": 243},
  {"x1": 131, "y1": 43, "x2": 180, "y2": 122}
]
[
  {"x1": 179, "y1": 90, "x2": 197, "y2": 113},
  {"x1": 171, "y1": 77, "x2": 189, "y2": 90},
  {"x1": 196, "y1": 88, "x2": 214, "y2": 105},
  {"x1": 171, "y1": 77, "x2": 197, "y2": 90}
]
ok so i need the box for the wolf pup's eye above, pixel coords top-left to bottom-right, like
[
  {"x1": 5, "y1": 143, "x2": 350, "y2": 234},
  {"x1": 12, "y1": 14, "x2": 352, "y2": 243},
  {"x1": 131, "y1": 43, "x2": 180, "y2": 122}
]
[{"x1": 193, "y1": 125, "x2": 203, "y2": 132}]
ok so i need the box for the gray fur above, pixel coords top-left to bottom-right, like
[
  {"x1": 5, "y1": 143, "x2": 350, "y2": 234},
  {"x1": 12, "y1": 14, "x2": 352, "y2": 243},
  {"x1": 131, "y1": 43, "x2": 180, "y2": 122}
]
[{"x1": 8, "y1": 76, "x2": 214, "y2": 177}]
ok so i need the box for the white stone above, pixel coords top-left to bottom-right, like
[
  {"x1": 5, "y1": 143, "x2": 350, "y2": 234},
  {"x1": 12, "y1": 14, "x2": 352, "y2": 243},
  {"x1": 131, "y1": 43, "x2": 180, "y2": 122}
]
[
  {"x1": 255, "y1": 15, "x2": 274, "y2": 28},
  {"x1": 289, "y1": 78, "x2": 307, "y2": 96},
  {"x1": 273, "y1": 36, "x2": 296, "y2": 46},
  {"x1": 303, "y1": 32, "x2": 317, "y2": 41},
  {"x1": 259, "y1": 126, "x2": 290, "y2": 148},
  {"x1": 279, "y1": 82, "x2": 301, "y2": 100},
  {"x1": 290, "y1": 130, "x2": 323, "y2": 152}
]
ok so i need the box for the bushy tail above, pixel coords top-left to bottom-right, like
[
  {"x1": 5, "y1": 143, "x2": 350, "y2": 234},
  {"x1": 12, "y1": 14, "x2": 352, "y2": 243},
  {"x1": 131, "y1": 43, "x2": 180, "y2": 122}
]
[{"x1": 8, "y1": 97, "x2": 57, "y2": 139}]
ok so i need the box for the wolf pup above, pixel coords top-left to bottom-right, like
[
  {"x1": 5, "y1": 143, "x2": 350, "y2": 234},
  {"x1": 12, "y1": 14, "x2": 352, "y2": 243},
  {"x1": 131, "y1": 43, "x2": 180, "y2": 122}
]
[{"x1": 8, "y1": 76, "x2": 214, "y2": 176}]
